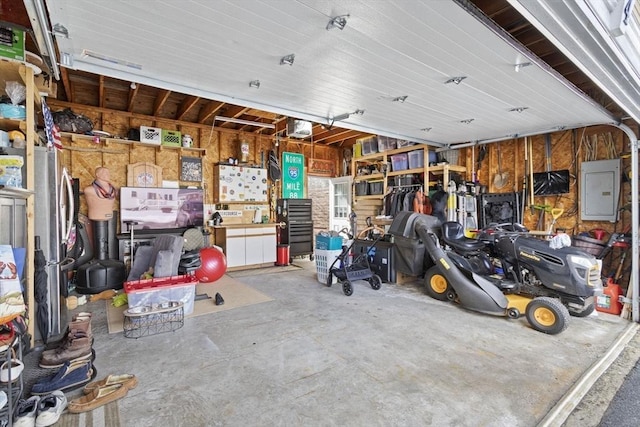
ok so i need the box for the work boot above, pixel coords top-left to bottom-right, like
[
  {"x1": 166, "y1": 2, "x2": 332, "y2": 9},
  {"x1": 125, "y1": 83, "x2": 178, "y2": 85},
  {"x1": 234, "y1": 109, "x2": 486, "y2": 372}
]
[
  {"x1": 39, "y1": 331, "x2": 93, "y2": 369},
  {"x1": 45, "y1": 313, "x2": 92, "y2": 351}
]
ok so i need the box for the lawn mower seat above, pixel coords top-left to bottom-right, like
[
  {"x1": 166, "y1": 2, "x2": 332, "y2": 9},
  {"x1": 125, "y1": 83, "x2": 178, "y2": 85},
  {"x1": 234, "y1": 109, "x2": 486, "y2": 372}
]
[
  {"x1": 441, "y1": 222, "x2": 485, "y2": 253},
  {"x1": 127, "y1": 234, "x2": 184, "y2": 281}
]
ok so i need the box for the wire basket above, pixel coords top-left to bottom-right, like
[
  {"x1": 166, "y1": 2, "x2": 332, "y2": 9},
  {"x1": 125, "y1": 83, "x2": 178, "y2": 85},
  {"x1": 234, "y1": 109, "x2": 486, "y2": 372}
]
[
  {"x1": 123, "y1": 302, "x2": 184, "y2": 339},
  {"x1": 315, "y1": 249, "x2": 343, "y2": 284}
]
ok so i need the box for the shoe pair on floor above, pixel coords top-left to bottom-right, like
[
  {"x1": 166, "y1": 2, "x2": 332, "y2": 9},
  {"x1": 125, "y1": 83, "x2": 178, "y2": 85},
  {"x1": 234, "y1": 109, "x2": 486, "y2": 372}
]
[
  {"x1": 68, "y1": 373, "x2": 136, "y2": 413},
  {"x1": 14, "y1": 391, "x2": 66, "y2": 427},
  {"x1": 31, "y1": 359, "x2": 96, "y2": 395},
  {"x1": 39, "y1": 312, "x2": 93, "y2": 369},
  {"x1": 15, "y1": 373, "x2": 137, "y2": 425},
  {"x1": 66, "y1": 373, "x2": 136, "y2": 413}
]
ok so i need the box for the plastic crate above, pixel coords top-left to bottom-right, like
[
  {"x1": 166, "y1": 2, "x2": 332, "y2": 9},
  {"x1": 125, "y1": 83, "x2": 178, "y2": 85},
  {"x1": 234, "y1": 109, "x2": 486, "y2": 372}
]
[
  {"x1": 396, "y1": 139, "x2": 416, "y2": 148},
  {"x1": 368, "y1": 181, "x2": 384, "y2": 195},
  {"x1": 316, "y1": 234, "x2": 344, "y2": 250},
  {"x1": 161, "y1": 129, "x2": 182, "y2": 147},
  {"x1": 360, "y1": 136, "x2": 378, "y2": 155},
  {"x1": 140, "y1": 126, "x2": 162, "y2": 145},
  {"x1": 124, "y1": 274, "x2": 198, "y2": 315},
  {"x1": 315, "y1": 249, "x2": 343, "y2": 284},
  {"x1": 377, "y1": 136, "x2": 397, "y2": 152},
  {"x1": 408, "y1": 150, "x2": 425, "y2": 169},
  {"x1": 390, "y1": 153, "x2": 408, "y2": 172}
]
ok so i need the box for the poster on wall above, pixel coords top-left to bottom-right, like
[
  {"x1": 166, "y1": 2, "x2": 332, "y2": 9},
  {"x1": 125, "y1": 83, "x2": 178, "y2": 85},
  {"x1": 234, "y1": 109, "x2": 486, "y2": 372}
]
[
  {"x1": 120, "y1": 187, "x2": 204, "y2": 231},
  {"x1": 281, "y1": 152, "x2": 305, "y2": 198},
  {"x1": 180, "y1": 157, "x2": 203, "y2": 182}
]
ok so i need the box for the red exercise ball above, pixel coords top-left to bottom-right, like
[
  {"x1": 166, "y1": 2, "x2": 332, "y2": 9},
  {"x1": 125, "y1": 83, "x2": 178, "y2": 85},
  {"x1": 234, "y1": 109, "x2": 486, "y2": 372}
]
[{"x1": 194, "y1": 246, "x2": 227, "y2": 283}]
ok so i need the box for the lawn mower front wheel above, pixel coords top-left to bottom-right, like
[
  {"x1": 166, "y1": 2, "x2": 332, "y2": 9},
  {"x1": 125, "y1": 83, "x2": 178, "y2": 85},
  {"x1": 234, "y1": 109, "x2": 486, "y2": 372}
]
[{"x1": 526, "y1": 297, "x2": 570, "y2": 335}]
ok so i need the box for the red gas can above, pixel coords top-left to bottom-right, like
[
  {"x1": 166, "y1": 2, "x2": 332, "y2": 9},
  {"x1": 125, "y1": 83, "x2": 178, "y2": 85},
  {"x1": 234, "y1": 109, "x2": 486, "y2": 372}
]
[{"x1": 596, "y1": 282, "x2": 622, "y2": 315}]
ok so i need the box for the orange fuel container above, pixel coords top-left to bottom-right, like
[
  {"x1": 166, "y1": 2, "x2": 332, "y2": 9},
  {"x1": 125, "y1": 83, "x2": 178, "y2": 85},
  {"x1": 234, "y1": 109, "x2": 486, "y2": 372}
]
[{"x1": 596, "y1": 283, "x2": 623, "y2": 315}]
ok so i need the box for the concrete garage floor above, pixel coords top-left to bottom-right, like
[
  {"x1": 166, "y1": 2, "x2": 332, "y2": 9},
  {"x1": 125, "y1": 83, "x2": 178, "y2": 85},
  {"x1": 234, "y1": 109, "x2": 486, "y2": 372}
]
[{"x1": 77, "y1": 259, "x2": 632, "y2": 427}]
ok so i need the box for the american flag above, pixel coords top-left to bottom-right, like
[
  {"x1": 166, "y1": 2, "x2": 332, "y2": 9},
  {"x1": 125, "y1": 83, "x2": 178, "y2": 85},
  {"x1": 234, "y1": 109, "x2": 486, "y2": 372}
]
[{"x1": 41, "y1": 98, "x2": 62, "y2": 150}]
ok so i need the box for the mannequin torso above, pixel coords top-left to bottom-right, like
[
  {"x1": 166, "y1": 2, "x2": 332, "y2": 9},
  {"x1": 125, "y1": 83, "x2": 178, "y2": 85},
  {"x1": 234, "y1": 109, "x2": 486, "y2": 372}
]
[{"x1": 84, "y1": 167, "x2": 117, "y2": 221}]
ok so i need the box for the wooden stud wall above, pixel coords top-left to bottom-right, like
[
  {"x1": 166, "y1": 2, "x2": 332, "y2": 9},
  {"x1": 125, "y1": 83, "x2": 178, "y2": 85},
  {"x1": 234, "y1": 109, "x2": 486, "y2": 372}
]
[{"x1": 48, "y1": 101, "x2": 342, "y2": 227}]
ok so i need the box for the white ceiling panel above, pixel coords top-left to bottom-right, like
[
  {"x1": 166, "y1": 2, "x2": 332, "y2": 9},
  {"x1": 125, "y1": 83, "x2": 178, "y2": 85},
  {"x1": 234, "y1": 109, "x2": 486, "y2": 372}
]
[{"x1": 45, "y1": 0, "x2": 615, "y2": 146}]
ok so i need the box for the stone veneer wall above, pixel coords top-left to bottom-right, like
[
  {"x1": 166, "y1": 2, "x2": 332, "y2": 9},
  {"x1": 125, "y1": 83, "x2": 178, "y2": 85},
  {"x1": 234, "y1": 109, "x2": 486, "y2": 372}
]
[{"x1": 308, "y1": 176, "x2": 330, "y2": 238}]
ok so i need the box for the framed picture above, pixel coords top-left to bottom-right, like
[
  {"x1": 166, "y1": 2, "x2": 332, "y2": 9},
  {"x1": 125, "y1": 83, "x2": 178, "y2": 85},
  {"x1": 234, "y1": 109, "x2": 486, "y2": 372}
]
[{"x1": 180, "y1": 157, "x2": 203, "y2": 182}]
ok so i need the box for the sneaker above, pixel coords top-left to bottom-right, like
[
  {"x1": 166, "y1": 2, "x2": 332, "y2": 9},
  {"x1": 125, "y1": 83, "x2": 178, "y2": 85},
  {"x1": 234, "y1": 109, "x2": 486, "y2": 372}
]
[
  {"x1": 13, "y1": 395, "x2": 40, "y2": 427},
  {"x1": 34, "y1": 391, "x2": 67, "y2": 427},
  {"x1": 0, "y1": 390, "x2": 6, "y2": 410}
]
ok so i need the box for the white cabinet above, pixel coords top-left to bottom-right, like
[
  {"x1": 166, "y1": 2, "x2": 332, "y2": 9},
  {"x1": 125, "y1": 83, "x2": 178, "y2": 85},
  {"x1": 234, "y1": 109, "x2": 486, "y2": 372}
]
[{"x1": 214, "y1": 225, "x2": 277, "y2": 269}]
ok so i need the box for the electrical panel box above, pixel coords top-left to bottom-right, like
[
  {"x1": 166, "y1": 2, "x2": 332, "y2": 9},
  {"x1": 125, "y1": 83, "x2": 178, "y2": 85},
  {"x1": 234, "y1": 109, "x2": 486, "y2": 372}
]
[{"x1": 580, "y1": 159, "x2": 621, "y2": 222}]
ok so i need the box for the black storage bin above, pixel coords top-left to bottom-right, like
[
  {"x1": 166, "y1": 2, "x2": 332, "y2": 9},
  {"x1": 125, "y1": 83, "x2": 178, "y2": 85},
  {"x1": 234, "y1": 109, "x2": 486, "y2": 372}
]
[
  {"x1": 353, "y1": 239, "x2": 395, "y2": 283},
  {"x1": 355, "y1": 181, "x2": 369, "y2": 196},
  {"x1": 368, "y1": 181, "x2": 384, "y2": 195}
]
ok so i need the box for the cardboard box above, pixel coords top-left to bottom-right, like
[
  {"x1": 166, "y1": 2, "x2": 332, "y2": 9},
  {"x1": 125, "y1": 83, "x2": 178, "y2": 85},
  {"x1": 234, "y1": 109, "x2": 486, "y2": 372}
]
[
  {"x1": 35, "y1": 75, "x2": 57, "y2": 97},
  {"x1": 0, "y1": 26, "x2": 25, "y2": 61}
]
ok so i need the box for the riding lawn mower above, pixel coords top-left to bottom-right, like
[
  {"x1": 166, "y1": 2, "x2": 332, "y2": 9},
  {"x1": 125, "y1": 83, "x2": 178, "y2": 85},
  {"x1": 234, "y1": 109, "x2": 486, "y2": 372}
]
[{"x1": 389, "y1": 212, "x2": 603, "y2": 334}]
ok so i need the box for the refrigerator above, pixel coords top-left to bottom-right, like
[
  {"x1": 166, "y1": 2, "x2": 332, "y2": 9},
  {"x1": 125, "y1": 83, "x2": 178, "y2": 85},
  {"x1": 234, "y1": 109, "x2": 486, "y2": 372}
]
[
  {"x1": 8, "y1": 146, "x2": 72, "y2": 341},
  {"x1": 276, "y1": 198, "x2": 314, "y2": 259}
]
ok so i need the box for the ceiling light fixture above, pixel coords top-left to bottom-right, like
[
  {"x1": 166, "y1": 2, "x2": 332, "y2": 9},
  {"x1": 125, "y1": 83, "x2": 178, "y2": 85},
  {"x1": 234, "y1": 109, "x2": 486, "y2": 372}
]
[
  {"x1": 214, "y1": 116, "x2": 275, "y2": 129},
  {"x1": 249, "y1": 80, "x2": 261, "y2": 89},
  {"x1": 509, "y1": 107, "x2": 529, "y2": 113},
  {"x1": 326, "y1": 14, "x2": 350, "y2": 30},
  {"x1": 130, "y1": 82, "x2": 137, "y2": 89},
  {"x1": 393, "y1": 95, "x2": 408, "y2": 103},
  {"x1": 514, "y1": 62, "x2": 532, "y2": 72},
  {"x1": 280, "y1": 54, "x2": 295, "y2": 66},
  {"x1": 445, "y1": 76, "x2": 467, "y2": 85},
  {"x1": 460, "y1": 119, "x2": 475, "y2": 124}
]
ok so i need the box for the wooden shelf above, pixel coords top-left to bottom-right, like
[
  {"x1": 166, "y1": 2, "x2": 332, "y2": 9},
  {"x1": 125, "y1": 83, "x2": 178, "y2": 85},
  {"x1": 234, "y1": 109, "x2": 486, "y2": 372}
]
[
  {"x1": 0, "y1": 117, "x2": 26, "y2": 133},
  {"x1": 430, "y1": 164, "x2": 466, "y2": 174},
  {"x1": 388, "y1": 167, "x2": 424, "y2": 177},
  {"x1": 0, "y1": 186, "x2": 33, "y2": 199},
  {"x1": 60, "y1": 132, "x2": 207, "y2": 153},
  {"x1": 354, "y1": 173, "x2": 384, "y2": 181},
  {"x1": 354, "y1": 194, "x2": 384, "y2": 201}
]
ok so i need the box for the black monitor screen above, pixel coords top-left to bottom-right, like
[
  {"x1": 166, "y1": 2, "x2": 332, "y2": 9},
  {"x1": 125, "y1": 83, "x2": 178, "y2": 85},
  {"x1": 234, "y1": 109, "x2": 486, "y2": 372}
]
[{"x1": 532, "y1": 170, "x2": 570, "y2": 196}]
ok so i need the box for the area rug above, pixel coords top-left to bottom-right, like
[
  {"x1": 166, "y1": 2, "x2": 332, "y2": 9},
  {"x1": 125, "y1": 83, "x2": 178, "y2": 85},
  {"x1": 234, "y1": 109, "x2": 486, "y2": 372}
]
[
  {"x1": 57, "y1": 401, "x2": 120, "y2": 426},
  {"x1": 106, "y1": 275, "x2": 273, "y2": 334},
  {"x1": 227, "y1": 264, "x2": 302, "y2": 278}
]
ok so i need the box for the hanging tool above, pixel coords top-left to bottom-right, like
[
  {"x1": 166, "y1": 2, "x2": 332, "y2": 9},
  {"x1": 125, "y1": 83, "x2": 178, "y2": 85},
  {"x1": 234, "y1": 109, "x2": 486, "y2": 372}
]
[
  {"x1": 548, "y1": 208, "x2": 563, "y2": 234},
  {"x1": 493, "y1": 141, "x2": 508, "y2": 189}
]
